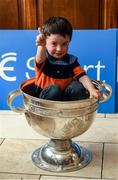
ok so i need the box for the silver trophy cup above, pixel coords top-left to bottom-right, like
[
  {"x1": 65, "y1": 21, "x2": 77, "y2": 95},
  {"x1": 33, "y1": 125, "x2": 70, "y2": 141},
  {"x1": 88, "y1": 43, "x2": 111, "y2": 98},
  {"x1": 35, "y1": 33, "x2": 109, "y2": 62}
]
[{"x1": 7, "y1": 78, "x2": 112, "y2": 172}]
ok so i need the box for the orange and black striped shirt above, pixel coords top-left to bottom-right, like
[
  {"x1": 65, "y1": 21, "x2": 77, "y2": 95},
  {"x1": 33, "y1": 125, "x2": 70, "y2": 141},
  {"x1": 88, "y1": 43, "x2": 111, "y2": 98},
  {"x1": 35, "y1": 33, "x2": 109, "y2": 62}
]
[{"x1": 35, "y1": 52, "x2": 86, "y2": 91}]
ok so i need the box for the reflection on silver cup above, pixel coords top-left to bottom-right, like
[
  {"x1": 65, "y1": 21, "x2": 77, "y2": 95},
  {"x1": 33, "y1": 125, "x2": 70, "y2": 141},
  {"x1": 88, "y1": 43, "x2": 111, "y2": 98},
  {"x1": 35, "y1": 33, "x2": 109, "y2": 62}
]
[{"x1": 7, "y1": 78, "x2": 112, "y2": 172}]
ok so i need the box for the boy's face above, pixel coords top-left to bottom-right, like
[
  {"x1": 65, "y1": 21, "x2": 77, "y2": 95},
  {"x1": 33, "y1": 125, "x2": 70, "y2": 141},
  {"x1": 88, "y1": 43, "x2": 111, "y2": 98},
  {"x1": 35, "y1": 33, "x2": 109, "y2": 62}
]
[{"x1": 46, "y1": 34, "x2": 70, "y2": 59}]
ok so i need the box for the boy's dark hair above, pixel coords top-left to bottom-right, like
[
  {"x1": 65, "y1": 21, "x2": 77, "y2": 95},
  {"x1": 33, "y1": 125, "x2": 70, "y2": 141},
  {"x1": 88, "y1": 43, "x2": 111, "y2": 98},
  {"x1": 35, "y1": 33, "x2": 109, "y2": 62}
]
[{"x1": 43, "y1": 17, "x2": 73, "y2": 41}]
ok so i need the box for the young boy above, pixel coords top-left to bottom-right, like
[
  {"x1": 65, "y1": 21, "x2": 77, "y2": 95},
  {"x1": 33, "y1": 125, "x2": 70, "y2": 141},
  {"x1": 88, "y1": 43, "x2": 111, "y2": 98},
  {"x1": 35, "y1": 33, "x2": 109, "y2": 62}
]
[{"x1": 34, "y1": 16, "x2": 101, "y2": 101}]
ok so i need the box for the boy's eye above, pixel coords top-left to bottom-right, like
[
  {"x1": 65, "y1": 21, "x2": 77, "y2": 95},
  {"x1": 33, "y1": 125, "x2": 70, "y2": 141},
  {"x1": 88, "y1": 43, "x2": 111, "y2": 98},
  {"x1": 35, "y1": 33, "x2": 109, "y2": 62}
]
[
  {"x1": 63, "y1": 42, "x2": 68, "y2": 46},
  {"x1": 51, "y1": 42, "x2": 57, "y2": 46}
]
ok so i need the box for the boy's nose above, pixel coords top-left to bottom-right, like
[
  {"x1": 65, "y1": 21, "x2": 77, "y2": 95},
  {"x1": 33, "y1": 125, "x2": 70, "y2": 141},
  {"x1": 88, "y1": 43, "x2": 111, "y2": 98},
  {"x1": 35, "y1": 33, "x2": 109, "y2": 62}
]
[{"x1": 56, "y1": 45, "x2": 62, "y2": 51}]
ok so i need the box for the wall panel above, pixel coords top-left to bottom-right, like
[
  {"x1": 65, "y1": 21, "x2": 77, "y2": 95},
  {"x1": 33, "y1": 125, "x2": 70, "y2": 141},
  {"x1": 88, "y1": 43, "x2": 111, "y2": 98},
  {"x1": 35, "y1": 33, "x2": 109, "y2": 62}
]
[
  {"x1": 0, "y1": 0, "x2": 19, "y2": 29},
  {"x1": 37, "y1": 0, "x2": 101, "y2": 29},
  {"x1": 0, "y1": 0, "x2": 118, "y2": 29}
]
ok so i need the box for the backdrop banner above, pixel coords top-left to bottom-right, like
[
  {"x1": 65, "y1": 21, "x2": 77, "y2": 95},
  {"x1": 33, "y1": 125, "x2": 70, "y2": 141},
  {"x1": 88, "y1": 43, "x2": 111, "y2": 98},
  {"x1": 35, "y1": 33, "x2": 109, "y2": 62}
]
[
  {"x1": 116, "y1": 30, "x2": 118, "y2": 112},
  {"x1": 0, "y1": 29, "x2": 117, "y2": 113}
]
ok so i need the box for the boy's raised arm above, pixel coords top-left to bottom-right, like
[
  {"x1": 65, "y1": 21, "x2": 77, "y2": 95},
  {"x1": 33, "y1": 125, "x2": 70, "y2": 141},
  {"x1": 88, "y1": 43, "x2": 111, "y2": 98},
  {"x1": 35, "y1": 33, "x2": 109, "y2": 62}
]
[{"x1": 35, "y1": 28, "x2": 46, "y2": 64}]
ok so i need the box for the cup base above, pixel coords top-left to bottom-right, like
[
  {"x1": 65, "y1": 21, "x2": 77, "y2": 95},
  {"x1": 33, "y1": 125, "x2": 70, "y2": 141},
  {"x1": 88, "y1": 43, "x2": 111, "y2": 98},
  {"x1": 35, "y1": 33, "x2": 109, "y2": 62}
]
[{"x1": 32, "y1": 139, "x2": 92, "y2": 172}]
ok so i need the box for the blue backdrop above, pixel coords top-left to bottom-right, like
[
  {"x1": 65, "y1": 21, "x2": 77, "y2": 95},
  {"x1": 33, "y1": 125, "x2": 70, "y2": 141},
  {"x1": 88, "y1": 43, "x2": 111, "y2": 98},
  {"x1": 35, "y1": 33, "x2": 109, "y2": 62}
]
[{"x1": 0, "y1": 29, "x2": 117, "y2": 113}]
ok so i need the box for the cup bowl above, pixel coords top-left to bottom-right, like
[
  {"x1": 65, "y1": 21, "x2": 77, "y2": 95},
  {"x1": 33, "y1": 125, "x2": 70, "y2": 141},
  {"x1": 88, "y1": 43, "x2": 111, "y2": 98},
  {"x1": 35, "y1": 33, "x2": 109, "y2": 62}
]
[{"x1": 7, "y1": 78, "x2": 112, "y2": 172}]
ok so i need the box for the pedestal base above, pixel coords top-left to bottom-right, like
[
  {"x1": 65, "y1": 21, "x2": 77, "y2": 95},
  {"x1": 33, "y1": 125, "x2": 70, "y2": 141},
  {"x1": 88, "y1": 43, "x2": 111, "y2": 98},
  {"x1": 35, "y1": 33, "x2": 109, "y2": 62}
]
[{"x1": 32, "y1": 139, "x2": 92, "y2": 172}]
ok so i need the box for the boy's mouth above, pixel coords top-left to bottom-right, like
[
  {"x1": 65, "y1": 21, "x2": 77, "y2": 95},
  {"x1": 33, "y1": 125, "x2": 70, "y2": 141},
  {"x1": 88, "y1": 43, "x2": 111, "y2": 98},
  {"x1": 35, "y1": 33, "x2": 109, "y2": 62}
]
[{"x1": 55, "y1": 52, "x2": 63, "y2": 57}]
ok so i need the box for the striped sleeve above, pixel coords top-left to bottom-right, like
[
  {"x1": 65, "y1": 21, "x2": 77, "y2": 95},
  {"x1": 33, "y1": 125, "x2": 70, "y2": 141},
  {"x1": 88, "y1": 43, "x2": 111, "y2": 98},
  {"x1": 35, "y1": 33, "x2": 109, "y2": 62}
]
[{"x1": 73, "y1": 58, "x2": 86, "y2": 80}]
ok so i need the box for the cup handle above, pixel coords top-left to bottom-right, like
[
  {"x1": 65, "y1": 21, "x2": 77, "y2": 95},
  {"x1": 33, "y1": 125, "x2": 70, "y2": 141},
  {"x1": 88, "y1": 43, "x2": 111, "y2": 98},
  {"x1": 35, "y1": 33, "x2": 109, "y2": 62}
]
[
  {"x1": 92, "y1": 80, "x2": 112, "y2": 103},
  {"x1": 7, "y1": 89, "x2": 26, "y2": 113}
]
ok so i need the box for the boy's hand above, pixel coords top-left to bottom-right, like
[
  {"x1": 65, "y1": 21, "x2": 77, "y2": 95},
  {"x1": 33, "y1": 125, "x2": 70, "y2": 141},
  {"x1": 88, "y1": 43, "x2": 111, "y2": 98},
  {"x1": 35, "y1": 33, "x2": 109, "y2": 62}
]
[
  {"x1": 89, "y1": 88, "x2": 102, "y2": 100},
  {"x1": 35, "y1": 27, "x2": 46, "y2": 46}
]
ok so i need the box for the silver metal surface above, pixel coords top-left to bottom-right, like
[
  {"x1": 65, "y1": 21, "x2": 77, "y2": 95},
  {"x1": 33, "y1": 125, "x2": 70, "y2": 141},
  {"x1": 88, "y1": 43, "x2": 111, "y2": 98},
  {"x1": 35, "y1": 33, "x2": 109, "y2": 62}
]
[
  {"x1": 32, "y1": 139, "x2": 92, "y2": 172},
  {"x1": 7, "y1": 78, "x2": 112, "y2": 172}
]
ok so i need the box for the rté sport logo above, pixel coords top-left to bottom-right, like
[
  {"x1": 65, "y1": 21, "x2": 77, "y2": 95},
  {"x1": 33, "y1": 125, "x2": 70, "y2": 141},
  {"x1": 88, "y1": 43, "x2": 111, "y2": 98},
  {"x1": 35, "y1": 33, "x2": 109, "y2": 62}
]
[
  {"x1": 0, "y1": 52, "x2": 106, "y2": 82},
  {"x1": 0, "y1": 52, "x2": 35, "y2": 81}
]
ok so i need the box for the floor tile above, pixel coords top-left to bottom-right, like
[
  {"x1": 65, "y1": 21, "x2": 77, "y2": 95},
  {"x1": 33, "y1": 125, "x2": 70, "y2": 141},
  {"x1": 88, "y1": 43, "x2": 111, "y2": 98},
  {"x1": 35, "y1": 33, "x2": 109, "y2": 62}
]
[
  {"x1": 0, "y1": 172, "x2": 40, "y2": 179},
  {"x1": 0, "y1": 139, "x2": 103, "y2": 179},
  {"x1": 40, "y1": 176, "x2": 112, "y2": 180},
  {"x1": 74, "y1": 117, "x2": 118, "y2": 143},
  {"x1": 0, "y1": 113, "x2": 43, "y2": 139},
  {"x1": 102, "y1": 143, "x2": 118, "y2": 180},
  {"x1": 106, "y1": 113, "x2": 118, "y2": 118},
  {"x1": 96, "y1": 113, "x2": 106, "y2": 118},
  {"x1": 1, "y1": 111, "x2": 118, "y2": 144},
  {"x1": 0, "y1": 110, "x2": 17, "y2": 115},
  {"x1": 0, "y1": 138, "x2": 4, "y2": 144}
]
